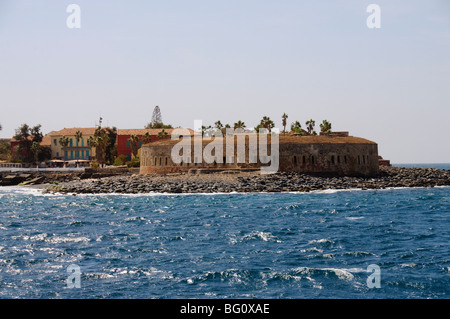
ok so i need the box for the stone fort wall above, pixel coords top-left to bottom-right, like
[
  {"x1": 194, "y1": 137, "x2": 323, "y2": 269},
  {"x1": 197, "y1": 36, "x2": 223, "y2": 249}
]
[{"x1": 139, "y1": 136, "x2": 379, "y2": 176}]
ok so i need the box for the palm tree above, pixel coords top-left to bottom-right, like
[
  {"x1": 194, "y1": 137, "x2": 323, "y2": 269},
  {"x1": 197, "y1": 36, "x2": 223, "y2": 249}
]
[
  {"x1": 75, "y1": 130, "x2": 83, "y2": 166},
  {"x1": 306, "y1": 119, "x2": 316, "y2": 135},
  {"x1": 320, "y1": 120, "x2": 332, "y2": 136},
  {"x1": 31, "y1": 141, "x2": 40, "y2": 167},
  {"x1": 142, "y1": 132, "x2": 152, "y2": 144},
  {"x1": 128, "y1": 134, "x2": 140, "y2": 159},
  {"x1": 260, "y1": 116, "x2": 275, "y2": 133},
  {"x1": 291, "y1": 121, "x2": 303, "y2": 134},
  {"x1": 90, "y1": 127, "x2": 110, "y2": 166},
  {"x1": 59, "y1": 136, "x2": 69, "y2": 148},
  {"x1": 281, "y1": 113, "x2": 288, "y2": 135},
  {"x1": 214, "y1": 120, "x2": 223, "y2": 130},
  {"x1": 157, "y1": 129, "x2": 169, "y2": 139},
  {"x1": 233, "y1": 120, "x2": 246, "y2": 130},
  {"x1": 87, "y1": 136, "x2": 96, "y2": 148},
  {"x1": 201, "y1": 125, "x2": 212, "y2": 137},
  {"x1": 58, "y1": 136, "x2": 70, "y2": 162}
]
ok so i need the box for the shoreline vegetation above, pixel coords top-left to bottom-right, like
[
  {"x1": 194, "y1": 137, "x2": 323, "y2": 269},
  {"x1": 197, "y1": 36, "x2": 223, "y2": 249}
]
[{"x1": 30, "y1": 166, "x2": 450, "y2": 195}]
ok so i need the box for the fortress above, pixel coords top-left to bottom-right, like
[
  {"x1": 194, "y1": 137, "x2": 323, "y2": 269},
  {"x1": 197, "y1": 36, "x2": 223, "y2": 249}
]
[{"x1": 139, "y1": 131, "x2": 379, "y2": 176}]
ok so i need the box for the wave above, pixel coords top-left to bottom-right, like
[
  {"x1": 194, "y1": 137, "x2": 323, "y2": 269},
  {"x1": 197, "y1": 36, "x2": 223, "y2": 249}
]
[
  {"x1": 345, "y1": 216, "x2": 365, "y2": 221},
  {"x1": 229, "y1": 231, "x2": 281, "y2": 244},
  {"x1": 308, "y1": 238, "x2": 335, "y2": 246},
  {"x1": 183, "y1": 266, "x2": 365, "y2": 289},
  {"x1": 3, "y1": 184, "x2": 450, "y2": 198}
]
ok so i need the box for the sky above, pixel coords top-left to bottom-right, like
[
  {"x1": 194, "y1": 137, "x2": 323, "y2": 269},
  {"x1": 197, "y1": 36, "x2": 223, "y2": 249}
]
[{"x1": 0, "y1": 0, "x2": 449, "y2": 163}]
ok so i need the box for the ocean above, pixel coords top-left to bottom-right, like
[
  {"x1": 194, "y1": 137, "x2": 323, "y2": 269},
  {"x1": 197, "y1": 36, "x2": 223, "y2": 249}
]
[
  {"x1": 0, "y1": 181, "x2": 449, "y2": 299},
  {"x1": 393, "y1": 163, "x2": 450, "y2": 170}
]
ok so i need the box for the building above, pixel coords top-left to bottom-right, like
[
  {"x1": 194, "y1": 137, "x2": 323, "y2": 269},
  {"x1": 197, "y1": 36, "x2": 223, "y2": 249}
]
[
  {"x1": 116, "y1": 129, "x2": 194, "y2": 160},
  {"x1": 48, "y1": 128, "x2": 97, "y2": 161},
  {"x1": 140, "y1": 134, "x2": 379, "y2": 176}
]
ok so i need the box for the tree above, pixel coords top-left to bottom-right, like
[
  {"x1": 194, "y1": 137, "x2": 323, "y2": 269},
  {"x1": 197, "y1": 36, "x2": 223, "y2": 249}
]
[
  {"x1": 88, "y1": 126, "x2": 110, "y2": 166},
  {"x1": 145, "y1": 105, "x2": 173, "y2": 129},
  {"x1": 320, "y1": 120, "x2": 332, "y2": 136},
  {"x1": 31, "y1": 141, "x2": 40, "y2": 166},
  {"x1": 306, "y1": 119, "x2": 316, "y2": 135},
  {"x1": 74, "y1": 130, "x2": 83, "y2": 166},
  {"x1": 157, "y1": 129, "x2": 169, "y2": 140},
  {"x1": 59, "y1": 136, "x2": 70, "y2": 149},
  {"x1": 151, "y1": 105, "x2": 162, "y2": 125},
  {"x1": 128, "y1": 134, "x2": 140, "y2": 159},
  {"x1": 13, "y1": 124, "x2": 43, "y2": 163},
  {"x1": 142, "y1": 132, "x2": 152, "y2": 144},
  {"x1": 282, "y1": 113, "x2": 288, "y2": 135},
  {"x1": 233, "y1": 120, "x2": 246, "y2": 130},
  {"x1": 259, "y1": 116, "x2": 275, "y2": 133},
  {"x1": 290, "y1": 121, "x2": 303, "y2": 135},
  {"x1": 75, "y1": 131, "x2": 83, "y2": 147},
  {"x1": 103, "y1": 126, "x2": 117, "y2": 165},
  {"x1": 201, "y1": 125, "x2": 213, "y2": 137},
  {"x1": 214, "y1": 120, "x2": 223, "y2": 130}
]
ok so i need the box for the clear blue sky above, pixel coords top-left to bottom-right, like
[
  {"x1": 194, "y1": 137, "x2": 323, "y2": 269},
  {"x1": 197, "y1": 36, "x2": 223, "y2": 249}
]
[{"x1": 1, "y1": 0, "x2": 449, "y2": 163}]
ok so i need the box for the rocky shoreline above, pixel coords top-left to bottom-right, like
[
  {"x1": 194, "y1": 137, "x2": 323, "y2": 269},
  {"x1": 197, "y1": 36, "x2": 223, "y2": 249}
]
[{"x1": 43, "y1": 166, "x2": 450, "y2": 195}]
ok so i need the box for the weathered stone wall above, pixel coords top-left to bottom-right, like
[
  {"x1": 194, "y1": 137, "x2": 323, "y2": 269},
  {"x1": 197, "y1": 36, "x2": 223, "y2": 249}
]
[
  {"x1": 278, "y1": 142, "x2": 378, "y2": 176},
  {"x1": 140, "y1": 136, "x2": 379, "y2": 176}
]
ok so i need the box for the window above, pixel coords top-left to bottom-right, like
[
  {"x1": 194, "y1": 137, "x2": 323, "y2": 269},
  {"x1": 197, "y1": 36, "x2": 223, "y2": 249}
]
[
  {"x1": 53, "y1": 139, "x2": 57, "y2": 146},
  {"x1": 344, "y1": 155, "x2": 347, "y2": 164},
  {"x1": 293, "y1": 156, "x2": 297, "y2": 164},
  {"x1": 82, "y1": 139, "x2": 84, "y2": 147},
  {"x1": 86, "y1": 150, "x2": 89, "y2": 158},
  {"x1": 331, "y1": 155, "x2": 335, "y2": 164},
  {"x1": 165, "y1": 157, "x2": 168, "y2": 166},
  {"x1": 126, "y1": 140, "x2": 130, "y2": 148},
  {"x1": 303, "y1": 156, "x2": 306, "y2": 164},
  {"x1": 311, "y1": 156, "x2": 315, "y2": 164},
  {"x1": 56, "y1": 152, "x2": 59, "y2": 158},
  {"x1": 70, "y1": 139, "x2": 73, "y2": 147},
  {"x1": 154, "y1": 157, "x2": 157, "y2": 166},
  {"x1": 358, "y1": 155, "x2": 361, "y2": 165},
  {"x1": 363, "y1": 155, "x2": 365, "y2": 164},
  {"x1": 70, "y1": 150, "x2": 73, "y2": 159},
  {"x1": 64, "y1": 151, "x2": 68, "y2": 160},
  {"x1": 337, "y1": 156, "x2": 340, "y2": 164}
]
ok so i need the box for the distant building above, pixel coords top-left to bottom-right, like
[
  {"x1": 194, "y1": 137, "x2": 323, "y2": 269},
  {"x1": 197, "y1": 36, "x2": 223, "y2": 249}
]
[
  {"x1": 140, "y1": 134, "x2": 380, "y2": 176},
  {"x1": 117, "y1": 129, "x2": 194, "y2": 160},
  {"x1": 48, "y1": 128, "x2": 97, "y2": 161}
]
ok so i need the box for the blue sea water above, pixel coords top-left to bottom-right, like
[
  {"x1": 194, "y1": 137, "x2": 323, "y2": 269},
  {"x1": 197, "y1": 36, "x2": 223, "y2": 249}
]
[
  {"x1": 0, "y1": 185, "x2": 449, "y2": 299},
  {"x1": 393, "y1": 163, "x2": 450, "y2": 170}
]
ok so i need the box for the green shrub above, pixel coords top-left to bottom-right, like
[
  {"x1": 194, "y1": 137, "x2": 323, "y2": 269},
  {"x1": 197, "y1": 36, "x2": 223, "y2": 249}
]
[
  {"x1": 113, "y1": 155, "x2": 128, "y2": 166},
  {"x1": 90, "y1": 161, "x2": 99, "y2": 169},
  {"x1": 125, "y1": 158, "x2": 140, "y2": 167}
]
